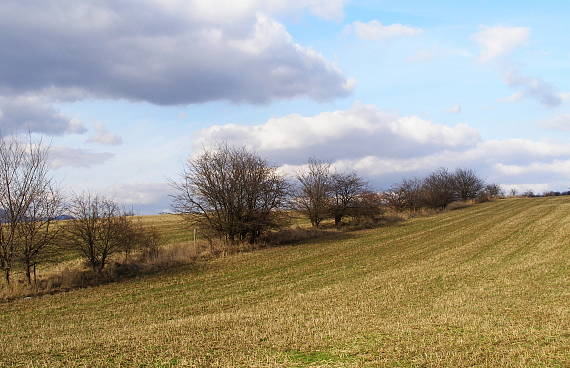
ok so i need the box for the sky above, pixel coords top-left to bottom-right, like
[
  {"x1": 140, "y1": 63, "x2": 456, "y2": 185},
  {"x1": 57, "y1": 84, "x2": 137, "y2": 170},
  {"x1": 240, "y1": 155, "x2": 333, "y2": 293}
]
[{"x1": 1, "y1": 0, "x2": 570, "y2": 213}]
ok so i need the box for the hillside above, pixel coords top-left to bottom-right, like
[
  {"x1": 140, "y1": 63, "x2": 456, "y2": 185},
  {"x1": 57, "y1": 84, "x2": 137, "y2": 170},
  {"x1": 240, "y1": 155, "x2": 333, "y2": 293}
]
[{"x1": 1, "y1": 197, "x2": 570, "y2": 367}]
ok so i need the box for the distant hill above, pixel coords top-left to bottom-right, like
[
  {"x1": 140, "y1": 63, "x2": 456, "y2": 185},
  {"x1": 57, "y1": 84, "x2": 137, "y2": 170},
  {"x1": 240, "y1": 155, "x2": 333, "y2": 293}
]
[{"x1": 54, "y1": 215, "x2": 74, "y2": 221}]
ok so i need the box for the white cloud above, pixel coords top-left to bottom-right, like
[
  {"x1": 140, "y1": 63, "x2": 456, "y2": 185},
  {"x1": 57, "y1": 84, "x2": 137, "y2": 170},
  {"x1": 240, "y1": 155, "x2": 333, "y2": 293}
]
[
  {"x1": 500, "y1": 183, "x2": 550, "y2": 195},
  {"x1": 87, "y1": 123, "x2": 123, "y2": 145},
  {"x1": 194, "y1": 103, "x2": 480, "y2": 164},
  {"x1": 344, "y1": 20, "x2": 423, "y2": 41},
  {"x1": 191, "y1": 105, "x2": 570, "y2": 192},
  {"x1": 106, "y1": 182, "x2": 170, "y2": 206},
  {"x1": 446, "y1": 105, "x2": 462, "y2": 113},
  {"x1": 503, "y1": 68, "x2": 562, "y2": 107},
  {"x1": 540, "y1": 114, "x2": 570, "y2": 130},
  {"x1": 472, "y1": 25, "x2": 530, "y2": 62},
  {"x1": 497, "y1": 91, "x2": 524, "y2": 103},
  {"x1": 49, "y1": 147, "x2": 114, "y2": 169}
]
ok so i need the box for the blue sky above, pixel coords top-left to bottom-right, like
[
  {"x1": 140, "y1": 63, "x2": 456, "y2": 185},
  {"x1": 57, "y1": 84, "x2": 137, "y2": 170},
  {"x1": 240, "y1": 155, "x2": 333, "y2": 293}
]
[{"x1": 2, "y1": 0, "x2": 570, "y2": 213}]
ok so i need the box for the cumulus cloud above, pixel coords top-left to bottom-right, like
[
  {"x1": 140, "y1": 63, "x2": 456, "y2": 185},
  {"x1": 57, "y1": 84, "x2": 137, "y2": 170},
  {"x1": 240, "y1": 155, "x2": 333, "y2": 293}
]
[
  {"x1": 50, "y1": 147, "x2": 114, "y2": 169},
  {"x1": 344, "y1": 20, "x2": 423, "y2": 41},
  {"x1": 472, "y1": 25, "x2": 530, "y2": 62},
  {"x1": 195, "y1": 103, "x2": 480, "y2": 164},
  {"x1": 0, "y1": 96, "x2": 85, "y2": 136},
  {"x1": 191, "y1": 105, "x2": 570, "y2": 192},
  {"x1": 87, "y1": 123, "x2": 123, "y2": 145},
  {"x1": 0, "y1": 0, "x2": 352, "y2": 106},
  {"x1": 106, "y1": 182, "x2": 170, "y2": 205}
]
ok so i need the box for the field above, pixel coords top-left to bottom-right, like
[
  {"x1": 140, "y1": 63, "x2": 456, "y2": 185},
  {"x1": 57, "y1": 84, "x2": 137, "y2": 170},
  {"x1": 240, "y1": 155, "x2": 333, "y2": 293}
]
[{"x1": 1, "y1": 197, "x2": 570, "y2": 367}]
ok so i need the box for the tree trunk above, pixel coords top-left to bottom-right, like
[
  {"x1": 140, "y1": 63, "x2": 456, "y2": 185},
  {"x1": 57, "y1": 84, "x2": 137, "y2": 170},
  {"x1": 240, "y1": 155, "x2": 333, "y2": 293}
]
[
  {"x1": 334, "y1": 215, "x2": 342, "y2": 228},
  {"x1": 25, "y1": 261, "x2": 32, "y2": 285},
  {"x1": 4, "y1": 268, "x2": 10, "y2": 286}
]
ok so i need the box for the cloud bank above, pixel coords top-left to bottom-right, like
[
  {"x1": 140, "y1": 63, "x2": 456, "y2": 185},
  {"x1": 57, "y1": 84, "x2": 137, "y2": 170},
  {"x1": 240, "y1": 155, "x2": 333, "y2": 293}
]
[
  {"x1": 0, "y1": 0, "x2": 352, "y2": 107},
  {"x1": 193, "y1": 104, "x2": 570, "y2": 191}
]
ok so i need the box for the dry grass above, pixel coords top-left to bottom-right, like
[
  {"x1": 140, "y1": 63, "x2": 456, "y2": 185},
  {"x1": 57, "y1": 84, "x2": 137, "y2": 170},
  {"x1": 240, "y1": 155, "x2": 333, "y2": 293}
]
[
  {"x1": 446, "y1": 200, "x2": 476, "y2": 211},
  {"x1": 1, "y1": 197, "x2": 570, "y2": 367},
  {"x1": 0, "y1": 241, "x2": 214, "y2": 301}
]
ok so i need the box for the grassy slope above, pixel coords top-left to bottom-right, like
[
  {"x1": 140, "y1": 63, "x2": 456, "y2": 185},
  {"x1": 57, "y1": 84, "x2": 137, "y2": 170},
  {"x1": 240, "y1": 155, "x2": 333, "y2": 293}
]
[{"x1": 1, "y1": 198, "x2": 570, "y2": 367}]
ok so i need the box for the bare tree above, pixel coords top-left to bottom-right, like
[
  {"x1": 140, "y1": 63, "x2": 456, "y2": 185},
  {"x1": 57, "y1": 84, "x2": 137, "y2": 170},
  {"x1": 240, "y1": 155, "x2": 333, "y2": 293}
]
[
  {"x1": 484, "y1": 183, "x2": 503, "y2": 198},
  {"x1": 329, "y1": 172, "x2": 367, "y2": 227},
  {"x1": 452, "y1": 168, "x2": 484, "y2": 201},
  {"x1": 171, "y1": 146, "x2": 289, "y2": 244},
  {"x1": 385, "y1": 177, "x2": 424, "y2": 212},
  {"x1": 65, "y1": 194, "x2": 125, "y2": 273},
  {"x1": 422, "y1": 168, "x2": 456, "y2": 209},
  {"x1": 16, "y1": 186, "x2": 64, "y2": 285},
  {"x1": 114, "y1": 215, "x2": 141, "y2": 261},
  {"x1": 0, "y1": 135, "x2": 56, "y2": 286},
  {"x1": 294, "y1": 159, "x2": 331, "y2": 228}
]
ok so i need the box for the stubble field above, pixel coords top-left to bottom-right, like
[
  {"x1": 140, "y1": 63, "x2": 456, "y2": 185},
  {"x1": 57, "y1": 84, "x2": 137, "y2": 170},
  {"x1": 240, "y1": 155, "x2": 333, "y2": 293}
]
[{"x1": 1, "y1": 197, "x2": 570, "y2": 367}]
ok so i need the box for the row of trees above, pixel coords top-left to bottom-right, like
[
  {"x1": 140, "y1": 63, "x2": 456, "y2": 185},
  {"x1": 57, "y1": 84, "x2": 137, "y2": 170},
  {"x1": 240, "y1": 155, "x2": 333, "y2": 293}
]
[
  {"x1": 173, "y1": 147, "x2": 503, "y2": 246},
  {"x1": 0, "y1": 136, "x2": 159, "y2": 287},
  {"x1": 172, "y1": 147, "x2": 383, "y2": 246},
  {"x1": 384, "y1": 168, "x2": 501, "y2": 211}
]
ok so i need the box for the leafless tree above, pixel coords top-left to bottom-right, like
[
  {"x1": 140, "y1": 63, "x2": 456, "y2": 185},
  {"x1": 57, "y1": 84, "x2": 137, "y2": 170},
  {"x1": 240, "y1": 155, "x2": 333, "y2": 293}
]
[
  {"x1": 0, "y1": 135, "x2": 58, "y2": 286},
  {"x1": 65, "y1": 194, "x2": 125, "y2": 273},
  {"x1": 171, "y1": 145, "x2": 289, "y2": 244},
  {"x1": 385, "y1": 177, "x2": 424, "y2": 211},
  {"x1": 16, "y1": 186, "x2": 64, "y2": 285},
  {"x1": 422, "y1": 168, "x2": 456, "y2": 209},
  {"x1": 114, "y1": 216, "x2": 163, "y2": 261},
  {"x1": 114, "y1": 215, "x2": 141, "y2": 261},
  {"x1": 484, "y1": 183, "x2": 503, "y2": 198},
  {"x1": 329, "y1": 172, "x2": 367, "y2": 227},
  {"x1": 452, "y1": 168, "x2": 484, "y2": 201},
  {"x1": 294, "y1": 158, "x2": 332, "y2": 227}
]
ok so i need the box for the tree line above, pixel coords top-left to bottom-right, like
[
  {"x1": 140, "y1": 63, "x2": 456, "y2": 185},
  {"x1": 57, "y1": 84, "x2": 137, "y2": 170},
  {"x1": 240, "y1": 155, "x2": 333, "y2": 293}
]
[
  {"x1": 1, "y1": 137, "x2": 502, "y2": 289},
  {"x1": 172, "y1": 145, "x2": 502, "y2": 246}
]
